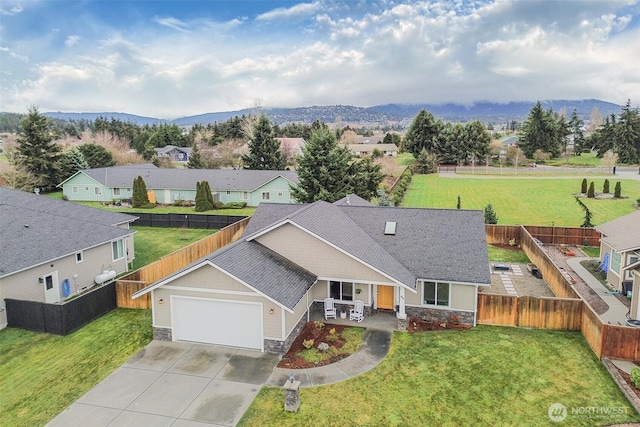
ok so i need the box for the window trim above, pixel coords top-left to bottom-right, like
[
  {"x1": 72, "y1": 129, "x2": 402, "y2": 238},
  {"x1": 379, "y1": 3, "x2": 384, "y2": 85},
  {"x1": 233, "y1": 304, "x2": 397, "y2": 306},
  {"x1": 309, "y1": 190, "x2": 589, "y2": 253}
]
[
  {"x1": 72, "y1": 186, "x2": 78, "y2": 194},
  {"x1": 112, "y1": 239, "x2": 125, "y2": 261},
  {"x1": 75, "y1": 251, "x2": 83, "y2": 263},
  {"x1": 422, "y1": 280, "x2": 451, "y2": 307},
  {"x1": 241, "y1": 191, "x2": 248, "y2": 200},
  {"x1": 113, "y1": 188, "x2": 121, "y2": 196},
  {"x1": 329, "y1": 280, "x2": 354, "y2": 302},
  {"x1": 94, "y1": 186, "x2": 102, "y2": 195},
  {"x1": 261, "y1": 191, "x2": 270, "y2": 201},
  {"x1": 277, "y1": 191, "x2": 284, "y2": 198}
]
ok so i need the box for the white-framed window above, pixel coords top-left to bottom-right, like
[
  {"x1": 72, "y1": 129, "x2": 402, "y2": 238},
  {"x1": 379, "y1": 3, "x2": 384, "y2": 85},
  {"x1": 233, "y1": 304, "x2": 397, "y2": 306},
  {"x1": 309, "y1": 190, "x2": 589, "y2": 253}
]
[
  {"x1": 329, "y1": 280, "x2": 354, "y2": 301},
  {"x1": 76, "y1": 251, "x2": 83, "y2": 263},
  {"x1": 278, "y1": 191, "x2": 284, "y2": 198},
  {"x1": 113, "y1": 188, "x2": 121, "y2": 196},
  {"x1": 422, "y1": 281, "x2": 450, "y2": 307},
  {"x1": 112, "y1": 239, "x2": 124, "y2": 261},
  {"x1": 94, "y1": 187, "x2": 102, "y2": 195},
  {"x1": 627, "y1": 255, "x2": 639, "y2": 279},
  {"x1": 241, "y1": 192, "x2": 248, "y2": 200},
  {"x1": 226, "y1": 190, "x2": 231, "y2": 195},
  {"x1": 72, "y1": 186, "x2": 78, "y2": 194},
  {"x1": 611, "y1": 251, "x2": 622, "y2": 275},
  {"x1": 84, "y1": 186, "x2": 89, "y2": 191},
  {"x1": 262, "y1": 191, "x2": 270, "y2": 200}
]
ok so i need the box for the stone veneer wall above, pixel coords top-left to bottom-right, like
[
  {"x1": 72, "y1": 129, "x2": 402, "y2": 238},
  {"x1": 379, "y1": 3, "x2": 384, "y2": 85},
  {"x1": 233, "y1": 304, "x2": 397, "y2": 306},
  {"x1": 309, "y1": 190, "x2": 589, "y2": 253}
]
[
  {"x1": 405, "y1": 306, "x2": 475, "y2": 324},
  {"x1": 264, "y1": 313, "x2": 308, "y2": 355},
  {"x1": 154, "y1": 326, "x2": 172, "y2": 341}
]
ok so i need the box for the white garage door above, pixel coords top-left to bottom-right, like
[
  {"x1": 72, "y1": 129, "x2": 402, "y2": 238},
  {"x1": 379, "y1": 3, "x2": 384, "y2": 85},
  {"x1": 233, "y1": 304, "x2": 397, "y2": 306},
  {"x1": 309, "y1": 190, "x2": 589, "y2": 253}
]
[{"x1": 172, "y1": 297, "x2": 263, "y2": 350}]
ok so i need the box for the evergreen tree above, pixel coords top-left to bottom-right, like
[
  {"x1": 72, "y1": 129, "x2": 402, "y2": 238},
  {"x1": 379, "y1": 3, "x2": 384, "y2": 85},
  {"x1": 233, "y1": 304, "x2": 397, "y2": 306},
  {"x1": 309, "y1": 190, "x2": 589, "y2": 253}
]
[
  {"x1": 195, "y1": 182, "x2": 208, "y2": 212},
  {"x1": 581, "y1": 178, "x2": 588, "y2": 194},
  {"x1": 187, "y1": 142, "x2": 204, "y2": 169},
  {"x1": 241, "y1": 115, "x2": 285, "y2": 170},
  {"x1": 456, "y1": 195, "x2": 461, "y2": 209},
  {"x1": 614, "y1": 181, "x2": 622, "y2": 198},
  {"x1": 614, "y1": 100, "x2": 640, "y2": 165},
  {"x1": 484, "y1": 204, "x2": 498, "y2": 224},
  {"x1": 203, "y1": 180, "x2": 214, "y2": 209},
  {"x1": 569, "y1": 109, "x2": 586, "y2": 155},
  {"x1": 132, "y1": 176, "x2": 150, "y2": 208},
  {"x1": 348, "y1": 156, "x2": 384, "y2": 201},
  {"x1": 603, "y1": 179, "x2": 610, "y2": 194},
  {"x1": 587, "y1": 182, "x2": 595, "y2": 198},
  {"x1": 77, "y1": 143, "x2": 116, "y2": 168},
  {"x1": 575, "y1": 197, "x2": 593, "y2": 228},
  {"x1": 405, "y1": 109, "x2": 443, "y2": 156},
  {"x1": 15, "y1": 106, "x2": 61, "y2": 190},
  {"x1": 290, "y1": 127, "x2": 355, "y2": 203},
  {"x1": 59, "y1": 147, "x2": 89, "y2": 181},
  {"x1": 518, "y1": 101, "x2": 562, "y2": 158},
  {"x1": 414, "y1": 148, "x2": 437, "y2": 174}
]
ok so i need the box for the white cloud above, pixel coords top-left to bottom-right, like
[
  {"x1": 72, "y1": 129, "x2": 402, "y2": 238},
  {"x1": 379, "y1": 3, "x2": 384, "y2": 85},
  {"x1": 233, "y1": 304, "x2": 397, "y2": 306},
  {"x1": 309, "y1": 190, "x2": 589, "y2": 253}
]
[
  {"x1": 65, "y1": 35, "x2": 80, "y2": 47},
  {"x1": 152, "y1": 16, "x2": 191, "y2": 32},
  {"x1": 256, "y1": 1, "x2": 322, "y2": 21},
  {"x1": 0, "y1": 4, "x2": 23, "y2": 16}
]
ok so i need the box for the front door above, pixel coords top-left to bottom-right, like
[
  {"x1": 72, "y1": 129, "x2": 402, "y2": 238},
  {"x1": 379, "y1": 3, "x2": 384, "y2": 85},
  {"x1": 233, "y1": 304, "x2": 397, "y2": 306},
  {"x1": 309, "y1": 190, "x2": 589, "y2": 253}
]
[
  {"x1": 377, "y1": 285, "x2": 394, "y2": 310},
  {"x1": 44, "y1": 271, "x2": 60, "y2": 304}
]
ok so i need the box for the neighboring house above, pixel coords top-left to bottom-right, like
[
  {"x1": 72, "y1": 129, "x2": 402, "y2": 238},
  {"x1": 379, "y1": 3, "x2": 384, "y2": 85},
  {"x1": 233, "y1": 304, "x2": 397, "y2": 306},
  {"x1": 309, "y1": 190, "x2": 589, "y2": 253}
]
[
  {"x1": 155, "y1": 145, "x2": 192, "y2": 162},
  {"x1": 0, "y1": 187, "x2": 137, "y2": 329},
  {"x1": 596, "y1": 210, "x2": 640, "y2": 295},
  {"x1": 59, "y1": 165, "x2": 299, "y2": 206},
  {"x1": 276, "y1": 137, "x2": 306, "y2": 158},
  {"x1": 499, "y1": 135, "x2": 519, "y2": 148},
  {"x1": 347, "y1": 143, "x2": 398, "y2": 157},
  {"x1": 356, "y1": 135, "x2": 385, "y2": 144},
  {"x1": 132, "y1": 196, "x2": 490, "y2": 353}
]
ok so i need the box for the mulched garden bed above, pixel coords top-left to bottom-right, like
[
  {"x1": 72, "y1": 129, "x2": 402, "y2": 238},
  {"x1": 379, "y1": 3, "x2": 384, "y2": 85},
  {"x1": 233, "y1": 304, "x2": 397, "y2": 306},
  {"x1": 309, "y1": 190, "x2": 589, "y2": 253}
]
[
  {"x1": 407, "y1": 316, "x2": 472, "y2": 333},
  {"x1": 616, "y1": 367, "x2": 640, "y2": 401},
  {"x1": 278, "y1": 322, "x2": 359, "y2": 369}
]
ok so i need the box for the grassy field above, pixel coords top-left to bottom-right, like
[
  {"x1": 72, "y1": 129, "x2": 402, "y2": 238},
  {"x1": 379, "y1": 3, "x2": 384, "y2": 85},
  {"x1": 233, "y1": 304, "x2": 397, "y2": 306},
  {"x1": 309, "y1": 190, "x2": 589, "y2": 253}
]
[
  {"x1": 240, "y1": 326, "x2": 638, "y2": 426},
  {"x1": 0, "y1": 309, "x2": 152, "y2": 427},
  {"x1": 131, "y1": 226, "x2": 216, "y2": 270},
  {"x1": 545, "y1": 152, "x2": 603, "y2": 167},
  {"x1": 403, "y1": 175, "x2": 640, "y2": 226},
  {"x1": 487, "y1": 244, "x2": 530, "y2": 263}
]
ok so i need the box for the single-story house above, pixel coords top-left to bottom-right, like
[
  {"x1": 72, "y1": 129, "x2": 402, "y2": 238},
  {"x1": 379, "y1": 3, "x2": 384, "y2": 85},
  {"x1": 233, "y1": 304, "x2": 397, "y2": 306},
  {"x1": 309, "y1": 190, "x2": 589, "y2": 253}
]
[
  {"x1": 347, "y1": 143, "x2": 398, "y2": 157},
  {"x1": 154, "y1": 145, "x2": 192, "y2": 162},
  {"x1": 356, "y1": 135, "x2": 385, "y2": 144},
  {"x1": 276, "y1": 138, "x2": 306, "y2": 157},
  {"x1": 58, "y1": 165, "x2": 300, "y2": 206},
  {"x1": 132, "y1": 196, "x2": 491, "y2": 353},
  {"x1": 596, "y1": 211, "x2": 640, "y2": 316},
  {"x1": 0, "y1": 187, "x2": 137, "y2": 329}
]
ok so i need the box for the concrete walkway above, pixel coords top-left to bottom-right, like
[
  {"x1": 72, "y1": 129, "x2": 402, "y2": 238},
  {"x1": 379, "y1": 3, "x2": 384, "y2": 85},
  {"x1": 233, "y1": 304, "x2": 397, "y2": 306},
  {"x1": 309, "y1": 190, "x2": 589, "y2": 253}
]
[
  {"x1": 266, "y1": 327, "x2": 392, "y2": 388},
  {"x1": 566, "y1": 257, "x2": 631, "y2": 325},
  {"x1": 611, "y1": 358, "x2": 639, "y2": 375}
]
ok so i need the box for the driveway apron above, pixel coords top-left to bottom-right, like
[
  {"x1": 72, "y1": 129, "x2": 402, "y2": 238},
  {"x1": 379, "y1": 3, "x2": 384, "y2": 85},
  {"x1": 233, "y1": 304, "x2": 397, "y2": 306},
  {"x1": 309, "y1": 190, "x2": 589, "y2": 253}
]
[{"x1": 47, "y1": 340, "x2": 280, "y2": 427}]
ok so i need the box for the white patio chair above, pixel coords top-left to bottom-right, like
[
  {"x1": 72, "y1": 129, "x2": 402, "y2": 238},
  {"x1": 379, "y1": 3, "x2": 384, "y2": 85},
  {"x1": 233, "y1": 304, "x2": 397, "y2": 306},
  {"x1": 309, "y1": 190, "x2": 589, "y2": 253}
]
[
  {"x1": 324, "y1": 297, "x2": 337, "y2": 320},
  {"x1": 349, "y1": 299, "x2": 364, "y2": 323}
]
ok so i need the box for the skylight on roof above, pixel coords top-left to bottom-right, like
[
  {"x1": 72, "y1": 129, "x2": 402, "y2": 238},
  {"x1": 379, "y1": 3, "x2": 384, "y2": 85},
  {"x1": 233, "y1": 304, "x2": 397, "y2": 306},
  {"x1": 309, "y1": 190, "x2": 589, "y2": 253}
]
[{"x1": 384, "y1": 221, "x2": 397, "y2": 235}]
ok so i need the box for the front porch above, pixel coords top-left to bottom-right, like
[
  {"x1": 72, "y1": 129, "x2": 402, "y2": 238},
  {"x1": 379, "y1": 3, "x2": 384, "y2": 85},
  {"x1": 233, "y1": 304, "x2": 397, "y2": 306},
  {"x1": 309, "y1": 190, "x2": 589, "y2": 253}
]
[{"x1": 309, "y1": 307, "x2": 404, "y2": 332}]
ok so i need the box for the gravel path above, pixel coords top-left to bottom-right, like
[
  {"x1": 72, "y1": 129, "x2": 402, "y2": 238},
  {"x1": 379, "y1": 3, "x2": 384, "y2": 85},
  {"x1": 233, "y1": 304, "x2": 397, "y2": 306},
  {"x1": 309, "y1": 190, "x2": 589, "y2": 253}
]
[{"x1": 480, "y1": 263, "x2": 555, "y2": 298}]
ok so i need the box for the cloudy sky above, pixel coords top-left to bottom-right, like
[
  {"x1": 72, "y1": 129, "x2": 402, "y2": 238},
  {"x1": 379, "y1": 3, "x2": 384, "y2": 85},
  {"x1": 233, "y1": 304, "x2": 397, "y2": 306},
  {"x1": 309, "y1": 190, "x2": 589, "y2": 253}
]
[{"x1": 1, "y1": 0, "x2": 638, "y2": 119}]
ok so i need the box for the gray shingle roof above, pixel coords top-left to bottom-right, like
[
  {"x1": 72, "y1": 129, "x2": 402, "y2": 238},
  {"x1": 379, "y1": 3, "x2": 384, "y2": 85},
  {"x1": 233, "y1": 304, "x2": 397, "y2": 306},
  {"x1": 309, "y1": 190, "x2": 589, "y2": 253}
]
[
  {"x1": 596, "y1": 210, "x2": 640, "y2": 251},
  {"x1": 0, "y1": 187, "x2": 136, "y2": 278},
  {"x1": 72, "y1": 166, "x2": 298, "y2": 192},
  {"x1": 209, "y1": 240, "x2": 316, "y2": 310}
]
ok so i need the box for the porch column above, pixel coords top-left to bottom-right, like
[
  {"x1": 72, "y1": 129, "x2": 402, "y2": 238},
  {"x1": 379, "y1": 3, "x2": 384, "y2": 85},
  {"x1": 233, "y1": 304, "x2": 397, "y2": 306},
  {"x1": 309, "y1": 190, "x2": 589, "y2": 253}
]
[{"x1": 397, "y1": 287, "x2": 406, "y2": 320}]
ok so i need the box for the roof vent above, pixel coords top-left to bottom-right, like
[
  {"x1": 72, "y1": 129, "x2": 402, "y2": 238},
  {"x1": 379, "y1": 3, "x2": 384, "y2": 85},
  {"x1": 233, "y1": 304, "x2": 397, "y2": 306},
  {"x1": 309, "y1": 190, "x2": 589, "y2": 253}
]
[{"x1": 384, "y1": 221, "x2": 397, "y2": 235}]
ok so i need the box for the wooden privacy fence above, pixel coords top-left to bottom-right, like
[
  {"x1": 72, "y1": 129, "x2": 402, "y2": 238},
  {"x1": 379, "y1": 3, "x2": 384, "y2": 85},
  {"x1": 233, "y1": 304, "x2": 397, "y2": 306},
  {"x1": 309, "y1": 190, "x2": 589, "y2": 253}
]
[
  {"x1": 116, "y1": 217, "x2": 250, "y2": 308},
  {"x1": 477, "y1": 294, "x2": 582, "y2": 330},
  {"x1": 485, "y1": 224, "x2": 640, "y2": 362}
]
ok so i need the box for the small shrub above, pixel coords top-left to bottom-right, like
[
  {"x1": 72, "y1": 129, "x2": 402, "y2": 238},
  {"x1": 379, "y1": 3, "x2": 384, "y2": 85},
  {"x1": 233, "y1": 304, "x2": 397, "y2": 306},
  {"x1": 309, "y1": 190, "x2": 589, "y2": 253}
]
[
  {"x1": 508, "y1": 238, "x2": 517, "y2": 247},
  {"x1": 603, "y1": 179, "x2": 610, "y2": 194},
  {"x1": 172, "y1": 199, "x2": 185, "y2": 206},
  {"x1": 614, "y1": 181, "x2": 621, "y2": 198},
  {"x1": 587, "y1": 182, "x2": 595, "y2": 198},
  {"x1": 317, "y1": 342, "x2": 330, "y2": 351},
  {"x1": 302, "y1": 339, "x2": 314, "y2": 349},
  {"x1": 631, "y1": 367, "x2": 640, "y2": 388},
  {"x1": 581, "y1": 178, "x2": 588, "y2": 194},
  {"x1": 212, "y1": 200, "x2": 224, "y2": 209},
  {"x1": 62, "y1": 195, "x2": 68, "y2": 201},
  {"x1": 223, "y1": 201, "x2": 247, "y2": 209},
  {"x1": 326, "y1": 328, "x2": 339, "y2": 342},
  {"x1": 313, "y1": 320, "x2": 325, "y2": 330}
]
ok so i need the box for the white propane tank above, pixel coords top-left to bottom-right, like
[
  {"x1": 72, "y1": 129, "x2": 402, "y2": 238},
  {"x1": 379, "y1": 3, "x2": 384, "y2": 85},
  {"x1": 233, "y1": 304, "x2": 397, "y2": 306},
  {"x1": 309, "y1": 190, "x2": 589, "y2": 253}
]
[{"x1": 94, "y1": 270, "x2": 116, "y2": 285}]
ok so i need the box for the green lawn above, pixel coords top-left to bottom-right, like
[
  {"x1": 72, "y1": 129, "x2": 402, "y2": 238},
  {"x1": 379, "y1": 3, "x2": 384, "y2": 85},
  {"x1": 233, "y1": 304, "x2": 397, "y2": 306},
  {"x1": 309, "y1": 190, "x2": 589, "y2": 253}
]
[
  {"x1": 403, "y1": 175, "x2": 640, "y2": 226},
  {"x1": 0, "y1": 309, "x2": 152, "y2": 427},
  {"x1": 131, "y1": 226, "x2": 216, "y2": 270},
  {"x1": 487, "y1": 244, "x2": 530, "y2": 263},
  {"x1": 545, "y1": 152, "x2": 603, "y2": 167},
  {"x1": 240, "y1": 327, "x2": 639, "y2": 426}
]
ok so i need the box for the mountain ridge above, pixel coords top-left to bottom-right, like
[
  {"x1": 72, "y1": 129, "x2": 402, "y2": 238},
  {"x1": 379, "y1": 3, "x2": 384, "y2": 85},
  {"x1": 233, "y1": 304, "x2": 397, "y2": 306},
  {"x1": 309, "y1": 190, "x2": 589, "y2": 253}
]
[{"x1": 40, "y1": 99, "x2": 624, "y2": 127}]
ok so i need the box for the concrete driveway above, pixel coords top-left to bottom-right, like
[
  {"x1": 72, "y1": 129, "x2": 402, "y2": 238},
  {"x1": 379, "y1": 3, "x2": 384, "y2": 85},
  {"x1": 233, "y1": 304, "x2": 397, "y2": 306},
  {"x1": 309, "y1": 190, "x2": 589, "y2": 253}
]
[{"x1": 47, "y1": 340, "x2": 280, "y2": 427}]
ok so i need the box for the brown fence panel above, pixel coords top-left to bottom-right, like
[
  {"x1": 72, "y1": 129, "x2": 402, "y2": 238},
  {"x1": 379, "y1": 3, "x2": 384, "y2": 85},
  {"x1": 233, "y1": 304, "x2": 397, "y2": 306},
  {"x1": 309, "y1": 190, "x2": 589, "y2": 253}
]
[
  {"x1": 116, "y1": 280, "x2": 150, "y2": 309},
  {"x1": 476, "y1": 293, "x2": 518, "y2": 326},
  {"x1": 539, "y1": 298, "x2": 582, "y2": 330},
  {"x1": 516, "y1": 295, "x2": 540, "y2": 328},
  {"x1": 580, "y1": 303, "x2": 604, "y2": 359},
  {"x1": 524, "y1": 226, "x2": 601, "y2": 246},
  {"x1": 601, "y1": 324, "x2": 640, "y2": 360},
  {"x1": 116, "y1": 217, "x2": 250, "y2": 308},
  {"x1": 485, "y1": 225, "x2": 522, "y2": 245}
]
